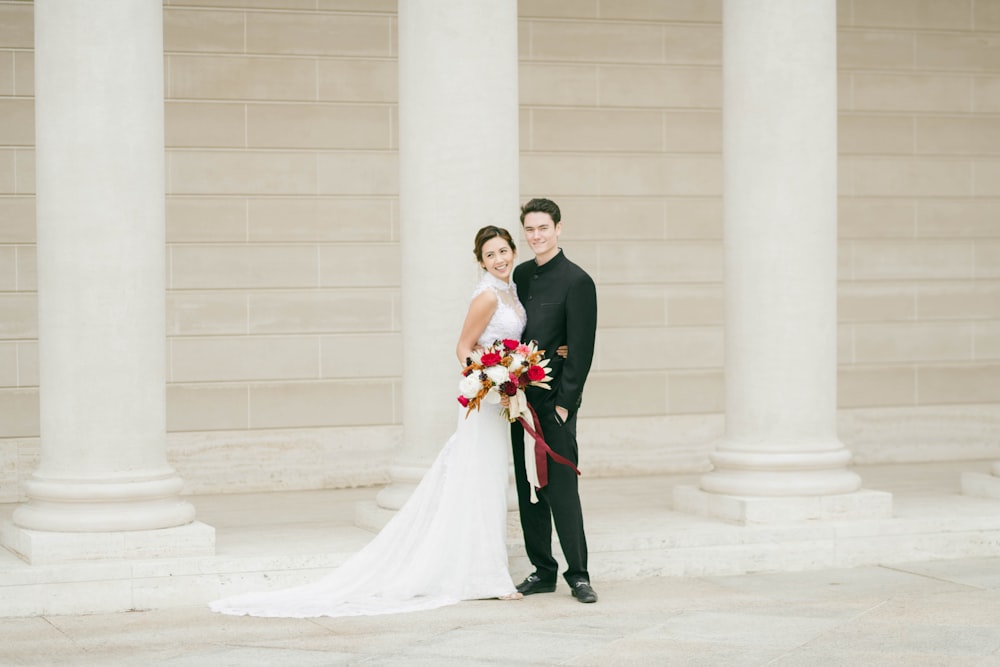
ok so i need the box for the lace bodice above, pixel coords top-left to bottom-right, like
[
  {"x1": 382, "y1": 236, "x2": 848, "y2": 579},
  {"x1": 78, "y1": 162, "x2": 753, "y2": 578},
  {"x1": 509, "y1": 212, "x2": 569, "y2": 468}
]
[{"x1": 471, "y1": 271, "x2": 526, "y2": 346}]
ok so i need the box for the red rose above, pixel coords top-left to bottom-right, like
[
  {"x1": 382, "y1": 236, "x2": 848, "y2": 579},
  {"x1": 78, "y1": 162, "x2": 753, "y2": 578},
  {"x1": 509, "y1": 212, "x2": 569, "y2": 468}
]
[
  {"x1": 518, "y1": 372, "x2": 530, "y2": 386},
  {"x1": 457, "y1": 396, "x2": 470, "y2": 407},
  {"x1": 501, "y1": 381, "x2": 519, "y2": 396},
  {"x1": 502, "y1": 339, "x2": 520, "y2": 350},
  {"x1": 527, "y1": 365, "x2": 546, "y2": 382},
  {"x1": 480, "y1": 352, "x2": 502, "y2": 366}
]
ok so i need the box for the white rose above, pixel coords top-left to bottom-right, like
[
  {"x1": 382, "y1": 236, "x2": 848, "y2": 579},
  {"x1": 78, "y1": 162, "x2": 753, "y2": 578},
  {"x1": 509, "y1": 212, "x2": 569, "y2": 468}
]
[
  {"x1": 458, "y1": 373, "x2": 482, "y2": 399},
  {"x1": 485, "y1": 365, "x2": 510, "y2": 386}
]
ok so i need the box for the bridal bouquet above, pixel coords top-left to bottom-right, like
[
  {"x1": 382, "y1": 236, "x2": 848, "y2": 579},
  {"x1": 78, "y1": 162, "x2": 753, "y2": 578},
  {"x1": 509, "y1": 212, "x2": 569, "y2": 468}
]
[{"x1": 457, "y1": 338, "x2": 552, "y2": 422}]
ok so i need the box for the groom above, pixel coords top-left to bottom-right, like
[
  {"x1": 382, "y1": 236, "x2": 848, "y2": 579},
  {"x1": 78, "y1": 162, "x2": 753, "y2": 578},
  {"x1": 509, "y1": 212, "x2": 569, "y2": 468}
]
[{"x1": 511, "y1": 198, "x2": 599, "y2": 604}]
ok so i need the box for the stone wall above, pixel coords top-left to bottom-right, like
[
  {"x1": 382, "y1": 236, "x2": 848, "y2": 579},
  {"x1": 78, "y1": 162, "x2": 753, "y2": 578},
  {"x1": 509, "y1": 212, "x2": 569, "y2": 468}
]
[{"x1": 0, "y1": 0, "x2": 997, "y2": 499}]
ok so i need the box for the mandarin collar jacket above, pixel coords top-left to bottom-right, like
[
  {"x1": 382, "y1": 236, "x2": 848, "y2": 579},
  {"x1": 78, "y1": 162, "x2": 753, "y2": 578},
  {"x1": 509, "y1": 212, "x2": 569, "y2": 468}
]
[{"x1": 513, "y1": 249, "x2": 598, "y2": 413}]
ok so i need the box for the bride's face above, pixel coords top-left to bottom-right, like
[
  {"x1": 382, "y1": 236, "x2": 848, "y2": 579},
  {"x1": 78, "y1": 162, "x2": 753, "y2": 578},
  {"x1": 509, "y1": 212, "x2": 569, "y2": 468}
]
[{"x1": 480, "y1": 237, "x2": 515, "y2": 282}]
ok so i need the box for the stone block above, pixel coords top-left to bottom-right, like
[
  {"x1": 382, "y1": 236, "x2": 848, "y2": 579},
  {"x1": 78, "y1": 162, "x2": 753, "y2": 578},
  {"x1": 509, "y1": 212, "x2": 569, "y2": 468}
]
[
  {"x1": 171, "y1": 336, "x2": 320, "y2": 383},
  {"x1": 917, "y1": 32, "x2": 1000, "y2": 72},
  {"x1": 850, "y1": 239, "x2": 973, "y2": 280},
  {"x1": 519, "y1": 63, "x2": 597, "y2": 107},
  {"x1": 170, "y1": 245, "x2": 318, "y2": 289},
  {"x1": 166, "y1": 196, "x2": 248, "y2": 243},
  {"x1": 520, "y1": 154, "x2": 601, "y2": 195},
  {"x1": 0, "y1": 388, "x2": 37, "y2": 438},
  {"x1": 666, "y1": 285, "x2": 724, "y2": 325},
  {"x1": 166, "y1": 55, "x2": 316, "y2": 101},
  {"x1": 0, "y1": 51, "x2": 11, "y2": 95},
  {"x1": 248, "y1": 379, "x2": 396, "y2": 428},
  {"x1": 528, "y1": 21, "x2": 666, "y2": 64},
  {"x1": 316, "y1": 152, "x2": 398, "y2": 195},
  {"x1": 673, "y1": 486, "x2": 894, "y2": 525},
  {"x1": 838, "y1": 30, "x2": 914, "y2": 69},
  {"x1": 165, "y1": 101, "x2": 246, "y2": 149},
  {"x1": 599, "y1": 326, "x2": 723, "y2": 371},
  {"x1": 917, "y1": 116, "x2": 1000, "y2": 155},
  {"x1": 247, "y1": 198, "x2": 395, "y2": 242},
  {"x1": 0, "y1": 520, "x2": 215, "y2": 565},
  {"x1": 599, "y1": 155, "x2": 722, "y2": 197},
  {"x1": 0, "y1": 198, "x2": 34, "y2": 243},
  {"x1": 852, "y1": 73, "x2": 972, "y2": 112},
  {"x1": 320, "y1": 333, "x2": 402, "y2": 378},
  {"x1": 583, "y1": 371, "x2": 668, "y2": 417},
  {"x1": 319, "y1": 243, "x2": 399, "y2": 287},
  {"x1": 169, "y1": 150, "x2": 319, "y2": 196},
  {"x1": 839, "y1": 114, "x2": 914, "y2": 155},
  {"x1": 917, "y1": 283, "x2": 1000, "y2": 320},
  {"x1": 318, "y1": 59, "x2": 397, "y2": 103},
  {"x1": 12, "y1": 51, "x2": 31, "y2": 97},
  {"x1": 974, "y1": 76, "x2": 1000, "y2": 112},
  {"x1": 0, "y1": 247, "x2": 14, "y2": 292},
  {"x1": 838, "y1": 283, "x2": 916, "y2": 323},
  {"x1": 15, "y1": 244, "x2": 34, "y2": 292},
  {"x1": 839, "y1": 198, "x2": 915, "y2": 239},
  {"x1": 961, "y1": 472, "x2": 1000, "y2": 499},
  {"x1": 166, "y1": 292, "x2": 248, "y2": 336},
  {"x1": 838, "y1": 365, "x2": 916, "y2": 408},
  {"x1": 596, "y1": 285, "x2": 667, "y2": 328},
  {"x1": 667, "y1": 370, "x2": 724, "y2": 414},
  {"x1": 975, "y1": 160, "x2": 1000, "y2": 196},
  {"x1": 853, "y1": 0, "x2": 972, "y2": 30},
  {"x1": 852, "y1": 322, "x2": 973, "y2": 363},
  {"x1": 0, "y1": 3, "x2": 32, "y2": 49},
  {"x1": 166, "y1": 383, "x2": 249, "y2": 432},
  {"x1": 917, "y1": 363, "x2": 1000, "y2": 405},
  {"x1": 598, "y1": 240, "x2": 722, "y2": 284},
  {"x1": 163, "y1": 8, "x2": 244, "y2": 53},
  {"x1": 246, "y1": 11, "x2": 393, "y2": 57},
  {"x1": 598, "y1": 0, "x2": 720, "y2": 22},
  {"x1": 600, "y1": 65, "x2": 721, "y2": 109},
  {"x1": 0, "y1": 149, "x2": 14, "y2": 194},
  {"x1": 0, "y1": 99, "x2": 32, "y2": 146},
  {"x1": 975, "y1": 323, "x2": 1000, "y2": 360},
  {"x1": 247, "y1": 103, "x2": 393, "y2": 150},
  {"x1": 851, "y1": 157, "x2": 972, "y2": 197},
  {"x1": 530, "y1": 108, "x2": 665, "y2": 152},
  {"x1": 247, "y1": 289, "x2": 397, "y2": 335}
]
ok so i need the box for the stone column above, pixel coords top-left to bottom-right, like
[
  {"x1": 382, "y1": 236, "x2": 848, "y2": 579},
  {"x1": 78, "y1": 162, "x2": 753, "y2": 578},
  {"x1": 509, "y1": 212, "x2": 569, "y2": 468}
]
[
  {"x1": 1, "y1": 0, "x2": 212, "y2": 563},
  {"x1": 363, "y1": 1, "x2": 520, "y2": 523},
  {"x1": 673, "y1": 0, "x2": 891, "y2": 524}
]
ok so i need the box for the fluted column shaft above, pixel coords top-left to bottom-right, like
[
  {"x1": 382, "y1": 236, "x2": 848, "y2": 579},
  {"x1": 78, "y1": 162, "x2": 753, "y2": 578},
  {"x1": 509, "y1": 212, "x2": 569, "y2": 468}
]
[
  {"x1": 376, "y1": 0, "x2": 520, "y2": 510},
  {"x1": 699, "y1": 0, "x2": 861, "y2": 497},
  {"x1": 13, "y1": 0, "x2": 195, "y2": 532}
]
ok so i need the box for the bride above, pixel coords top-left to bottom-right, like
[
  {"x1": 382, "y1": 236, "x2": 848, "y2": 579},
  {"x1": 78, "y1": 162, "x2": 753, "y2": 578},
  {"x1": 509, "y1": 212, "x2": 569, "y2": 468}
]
[{"x1": 211, "y1": 225, "x2": 528, "y2": 617}]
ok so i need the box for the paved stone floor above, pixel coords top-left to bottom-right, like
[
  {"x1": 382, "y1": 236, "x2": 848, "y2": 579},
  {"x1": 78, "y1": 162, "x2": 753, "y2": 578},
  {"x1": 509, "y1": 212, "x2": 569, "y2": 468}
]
[{"x1": 3, "y1": 556, "x2": 1000, "y2": 665}]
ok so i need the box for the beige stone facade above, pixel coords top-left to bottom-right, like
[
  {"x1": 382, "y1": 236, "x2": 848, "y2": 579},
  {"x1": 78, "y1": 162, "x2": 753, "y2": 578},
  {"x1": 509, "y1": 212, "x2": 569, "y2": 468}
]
[{"x1": 0, "y1": 0, "x2": 997, "y2": 501}]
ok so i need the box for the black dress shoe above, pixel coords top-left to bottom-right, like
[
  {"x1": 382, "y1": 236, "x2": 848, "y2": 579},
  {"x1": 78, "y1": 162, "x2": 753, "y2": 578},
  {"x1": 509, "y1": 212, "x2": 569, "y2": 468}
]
[
  {"x1": 571, "y1": 580, "x2": 598, "y2": 603},
  {"x1": 516, "y1": 574, "x2": 557, "y2": 595}
]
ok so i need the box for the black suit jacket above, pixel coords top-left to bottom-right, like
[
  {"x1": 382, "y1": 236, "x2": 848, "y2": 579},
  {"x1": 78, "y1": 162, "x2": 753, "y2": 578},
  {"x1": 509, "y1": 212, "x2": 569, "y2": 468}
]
[{"x1": 514, "y1": 249, "x2": 597, "y2": 413}]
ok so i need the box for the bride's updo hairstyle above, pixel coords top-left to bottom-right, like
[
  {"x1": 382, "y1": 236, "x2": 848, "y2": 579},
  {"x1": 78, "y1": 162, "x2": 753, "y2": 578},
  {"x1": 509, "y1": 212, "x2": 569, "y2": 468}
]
[{"x1": 473, "y1": 225, "x2": 517, "y2": 263}]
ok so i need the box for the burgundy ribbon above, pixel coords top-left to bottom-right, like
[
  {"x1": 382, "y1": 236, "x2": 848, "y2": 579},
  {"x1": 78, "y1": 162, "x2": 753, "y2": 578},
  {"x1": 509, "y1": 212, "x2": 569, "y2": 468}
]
[{"x1": 517, "y1": 402, "x2": 581, "y2": 489}]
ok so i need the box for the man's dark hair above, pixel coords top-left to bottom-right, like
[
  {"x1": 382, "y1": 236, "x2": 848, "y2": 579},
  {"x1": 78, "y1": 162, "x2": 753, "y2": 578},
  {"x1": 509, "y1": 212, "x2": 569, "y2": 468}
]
[{"x1": 520, "y1": 198, "x2": 561, "y2": 225}]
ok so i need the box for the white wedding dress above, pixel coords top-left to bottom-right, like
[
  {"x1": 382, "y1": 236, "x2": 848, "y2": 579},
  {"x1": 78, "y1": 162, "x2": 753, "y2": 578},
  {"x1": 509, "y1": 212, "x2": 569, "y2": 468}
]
[{"x1": 210, "y1": 271, "x2": 526, "y2": 618}]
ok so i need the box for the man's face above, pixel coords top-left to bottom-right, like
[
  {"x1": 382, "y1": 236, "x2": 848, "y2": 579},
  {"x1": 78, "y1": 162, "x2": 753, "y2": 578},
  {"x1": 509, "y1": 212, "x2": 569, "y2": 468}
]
[{"x1": 522, "y1": 212, "x2": 561, "y2": 260}]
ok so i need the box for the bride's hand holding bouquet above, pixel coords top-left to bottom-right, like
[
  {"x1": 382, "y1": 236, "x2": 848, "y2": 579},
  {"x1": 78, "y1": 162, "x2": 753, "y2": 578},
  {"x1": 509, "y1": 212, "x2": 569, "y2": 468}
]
[{"x1": 457, "y1": 338, "x2": 552, "y2": 422}]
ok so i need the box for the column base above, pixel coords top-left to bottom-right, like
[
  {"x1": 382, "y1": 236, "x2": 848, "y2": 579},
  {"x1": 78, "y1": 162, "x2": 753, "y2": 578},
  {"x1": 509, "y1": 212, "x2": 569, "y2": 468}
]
[
  {"x1": 673, "y1": 485, "x2": 893, "y2": 525},
  {"x1": 960, "y1": 472, "x2": 1000, "y2": 499},
  {"x1": 0, "y1": 518, "x2": 215, "y2": 565}
]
